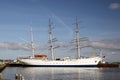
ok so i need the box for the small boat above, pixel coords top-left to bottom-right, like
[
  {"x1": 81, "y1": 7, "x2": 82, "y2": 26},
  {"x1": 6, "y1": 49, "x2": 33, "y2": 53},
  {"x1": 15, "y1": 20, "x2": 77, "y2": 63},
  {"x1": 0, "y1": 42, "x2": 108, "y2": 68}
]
[{"x1": 18, "y1": 17, "x2": 104, "y2": 67}]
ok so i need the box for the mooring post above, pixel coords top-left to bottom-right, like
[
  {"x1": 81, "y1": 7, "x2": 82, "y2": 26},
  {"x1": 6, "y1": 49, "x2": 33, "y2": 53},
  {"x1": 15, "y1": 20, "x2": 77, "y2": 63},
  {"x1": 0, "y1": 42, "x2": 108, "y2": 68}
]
[
  {"x1": 0, "y1": 73, "x2": 3, "y2": 80},
  {"x1": 15, "y1": 73, "x2": 25, "y2": 80}
]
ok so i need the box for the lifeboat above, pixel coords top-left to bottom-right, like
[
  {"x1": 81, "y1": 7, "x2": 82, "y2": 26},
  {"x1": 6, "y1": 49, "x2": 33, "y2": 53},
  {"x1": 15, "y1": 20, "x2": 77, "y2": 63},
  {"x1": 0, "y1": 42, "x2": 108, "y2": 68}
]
[{"x1": 34, "y1": 54, "x2": 47, "y2": 59}]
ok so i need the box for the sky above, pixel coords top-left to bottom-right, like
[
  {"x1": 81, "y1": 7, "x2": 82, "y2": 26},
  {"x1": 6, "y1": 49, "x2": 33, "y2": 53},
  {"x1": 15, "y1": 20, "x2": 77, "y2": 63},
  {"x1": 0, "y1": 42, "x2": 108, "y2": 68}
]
[{"x1": 0, "y1": 0, "x2": 120, "y2": 62}]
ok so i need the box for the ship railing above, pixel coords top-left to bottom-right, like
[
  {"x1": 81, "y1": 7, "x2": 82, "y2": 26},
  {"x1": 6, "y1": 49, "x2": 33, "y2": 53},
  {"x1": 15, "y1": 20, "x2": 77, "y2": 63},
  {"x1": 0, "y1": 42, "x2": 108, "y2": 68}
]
[
  {"x1": 17, "y1": 56, "x2": 33, "y2": 59},
  {"x1": 55, "y1": 57, "x2": 71, "y2": 61}
]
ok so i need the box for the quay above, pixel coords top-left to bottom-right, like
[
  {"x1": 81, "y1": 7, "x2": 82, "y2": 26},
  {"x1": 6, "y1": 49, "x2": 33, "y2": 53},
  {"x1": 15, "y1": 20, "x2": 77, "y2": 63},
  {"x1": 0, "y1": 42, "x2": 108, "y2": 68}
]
[
  {"x1": 0, "y1": 64, "x2": 6, "y2": 72},
  {"x1": 97, "y1": 62, "x2": 119, "y2": 68},
  {"x1": 0, "y1": 60, "x2": 7, "y2": 72}
]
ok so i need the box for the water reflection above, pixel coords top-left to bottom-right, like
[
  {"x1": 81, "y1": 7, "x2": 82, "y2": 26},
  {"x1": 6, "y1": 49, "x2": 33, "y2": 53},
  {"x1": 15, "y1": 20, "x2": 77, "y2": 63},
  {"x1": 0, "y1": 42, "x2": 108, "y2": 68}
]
[
  {"x1": 2, "y1": 67, "x2": 120, "y2": 80},
  {"x1": 3, "y1": 67, "x2": 120, "y2": 80}
]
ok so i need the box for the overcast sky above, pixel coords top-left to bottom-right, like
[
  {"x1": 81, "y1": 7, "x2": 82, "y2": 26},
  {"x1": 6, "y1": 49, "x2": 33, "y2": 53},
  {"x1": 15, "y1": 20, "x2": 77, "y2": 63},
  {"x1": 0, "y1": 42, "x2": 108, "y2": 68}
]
[{"x1": 0, "y1": 0, "x2": 120, "y2": 62}]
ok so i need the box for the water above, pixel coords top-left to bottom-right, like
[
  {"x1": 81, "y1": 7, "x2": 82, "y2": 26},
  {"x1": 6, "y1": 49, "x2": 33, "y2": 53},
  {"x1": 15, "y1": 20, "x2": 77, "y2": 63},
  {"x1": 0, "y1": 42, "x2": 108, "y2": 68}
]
[{"x1": 1, "y1": 67, "x2": 120, "y2": 80}]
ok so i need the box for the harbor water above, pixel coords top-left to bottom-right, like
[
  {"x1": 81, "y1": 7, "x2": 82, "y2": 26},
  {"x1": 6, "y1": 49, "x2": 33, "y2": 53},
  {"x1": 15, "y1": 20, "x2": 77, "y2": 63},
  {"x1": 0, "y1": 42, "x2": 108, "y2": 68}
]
[{"x1": 1, "y1": 67, "x2": 120, "y2": 80}]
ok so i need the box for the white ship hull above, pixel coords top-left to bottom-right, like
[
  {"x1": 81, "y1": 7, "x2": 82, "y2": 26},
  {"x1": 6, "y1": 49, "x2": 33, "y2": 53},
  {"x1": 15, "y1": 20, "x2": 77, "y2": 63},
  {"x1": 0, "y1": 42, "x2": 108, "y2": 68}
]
[{"x1": 19, "y1": 57, "x2": 102, "y2": 67}]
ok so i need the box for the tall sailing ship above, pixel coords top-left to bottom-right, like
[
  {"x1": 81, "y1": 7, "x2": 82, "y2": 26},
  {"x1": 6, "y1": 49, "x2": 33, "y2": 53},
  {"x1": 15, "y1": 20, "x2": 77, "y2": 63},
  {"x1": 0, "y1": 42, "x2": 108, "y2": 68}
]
[{"x1": 18, "y1": 17, "x2": 104, "y2": 67}]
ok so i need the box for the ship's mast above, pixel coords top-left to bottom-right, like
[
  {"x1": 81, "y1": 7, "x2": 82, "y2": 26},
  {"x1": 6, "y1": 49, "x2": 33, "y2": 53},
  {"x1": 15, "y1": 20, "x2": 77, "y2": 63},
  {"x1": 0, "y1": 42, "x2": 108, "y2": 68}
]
[
  {"x1": 91, "y1": 48, "x2": 95, "y2": 57},
  {"x1": 49, "y1": 18, "x2": 54, "y2": 60},
  {"x1": 99, "y1": 49, "x2": 102, "y2": 57},
  {"x1": 75, "y1": 16, "x2": 80, "y2": 59},
  {"x1": 30, "y1": 23, "x2": 35, "y2": 58}
]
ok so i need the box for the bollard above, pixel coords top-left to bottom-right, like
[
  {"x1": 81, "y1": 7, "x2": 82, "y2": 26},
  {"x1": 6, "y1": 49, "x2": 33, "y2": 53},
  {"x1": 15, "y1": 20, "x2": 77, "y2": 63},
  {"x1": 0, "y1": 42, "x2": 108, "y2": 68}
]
[
  {"x1": 15, "y1": 73, "x2": 18, "y2": 80},
  {"x1": 15, "y1": 73, "x2": 25, "y2": 80},
  {"x1": 21, "y1": 76, "x2": 25, "y2": 80},
  {"x1": 19, "y1": 74, "x2": 21, "y2": 80},
  {"x1": 0, "y1": 73, "x2": 3, "y2": 80}
]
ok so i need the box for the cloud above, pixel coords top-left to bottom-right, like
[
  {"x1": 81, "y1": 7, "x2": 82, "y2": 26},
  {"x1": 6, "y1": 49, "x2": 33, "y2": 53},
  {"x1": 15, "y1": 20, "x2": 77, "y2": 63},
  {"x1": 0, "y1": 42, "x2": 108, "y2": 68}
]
[
  {"x1": 0, "y1": 42, "x2": 31, "y2": 51},
  {"x1": 80, "y1": 39, "x2": 120, "y2": 51},
  {"x1": 0, "y1": 41, "x2": 67, "y2": 51},
  {"x1": 109, "y1": 3, "x2": 120, "y2": 10},
  {"x1": 0, "y1": 38, "x2": 120, "y2": 53}
]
